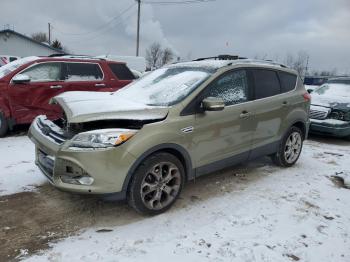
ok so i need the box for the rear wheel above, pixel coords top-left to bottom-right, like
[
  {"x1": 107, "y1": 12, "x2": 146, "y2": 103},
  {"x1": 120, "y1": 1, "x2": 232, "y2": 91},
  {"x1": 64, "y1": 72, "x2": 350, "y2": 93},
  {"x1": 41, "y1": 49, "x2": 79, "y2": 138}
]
[
  {"x1": 0, "y1": 112, "x2": 9, "y2": 137},
  {"x1": 127, "y1": 152, "x2": 184, "y2": 215},
  {"x1": 272, "y1": 126, "x2": 303, "y2": 167}
]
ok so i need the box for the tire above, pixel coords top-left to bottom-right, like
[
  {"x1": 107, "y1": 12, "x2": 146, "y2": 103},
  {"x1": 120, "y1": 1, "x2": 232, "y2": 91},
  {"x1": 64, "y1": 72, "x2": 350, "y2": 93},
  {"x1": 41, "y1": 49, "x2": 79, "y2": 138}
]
[
  {"x1": 272, "y1": 126, "x2": 304, "y2": 167},
  {"x1": 127, "y1": 152, "x2": 185, "y2": 215},
  {"x1": 0, "y1": 112, "x2": 9, "y2": 138}
]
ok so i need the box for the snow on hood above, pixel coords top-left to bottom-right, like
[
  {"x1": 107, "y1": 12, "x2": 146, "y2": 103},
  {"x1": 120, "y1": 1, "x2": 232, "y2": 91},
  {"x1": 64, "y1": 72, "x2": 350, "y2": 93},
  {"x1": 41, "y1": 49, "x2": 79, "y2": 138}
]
[
  {"x1": 311, "y1": 94, "x2": 350, "y2": 111},
  {"x1": 311, "y1": 83, "x2": 350, "y2": 111},
  {"x1": 52, "y1": 91, "x2": 169, "y2": 123}
]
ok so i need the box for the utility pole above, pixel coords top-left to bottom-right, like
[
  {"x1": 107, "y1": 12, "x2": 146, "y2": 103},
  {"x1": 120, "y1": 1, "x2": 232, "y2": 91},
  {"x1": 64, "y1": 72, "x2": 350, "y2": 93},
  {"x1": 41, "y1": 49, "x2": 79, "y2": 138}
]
[
  {"x1": 136, "y1": 0, "x2": 141, "y2": 56},
  {"x1": 48, "y1": 23, "x2": 51, "y2": 45}
]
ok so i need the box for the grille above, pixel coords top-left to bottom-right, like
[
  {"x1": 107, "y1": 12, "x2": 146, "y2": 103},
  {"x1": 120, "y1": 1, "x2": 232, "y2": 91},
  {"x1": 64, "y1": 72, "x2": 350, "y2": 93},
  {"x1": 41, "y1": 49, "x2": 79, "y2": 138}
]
[
  {"x1": 37, "y1": 118, "x2": 67, "y2": 144},
  {"x1": 37, "y1": 150, "x2": 54, "y2": 180},
  {"x1": 310, "y1": 109, "x2": 329, "y2": 120}
]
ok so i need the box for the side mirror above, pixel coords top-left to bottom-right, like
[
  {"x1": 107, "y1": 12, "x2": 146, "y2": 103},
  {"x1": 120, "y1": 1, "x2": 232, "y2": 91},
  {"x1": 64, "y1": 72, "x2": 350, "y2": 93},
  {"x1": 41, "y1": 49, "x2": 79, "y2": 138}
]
[
  {"x1": 307, "y1": 89, "x2": 313, "y2": 94},
  {"x1": 12, "y1": 74, "x2": 31, "y2": 84},
  {"x1": 202, "y1": 97, "x2": 225, "y2": 111}
]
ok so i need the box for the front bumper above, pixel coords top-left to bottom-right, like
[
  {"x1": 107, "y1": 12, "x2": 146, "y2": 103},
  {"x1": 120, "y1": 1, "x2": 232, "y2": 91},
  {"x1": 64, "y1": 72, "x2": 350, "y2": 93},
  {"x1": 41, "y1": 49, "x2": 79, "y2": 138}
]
[
  {"x1": 28, "y1": 116, "x2": 136, "y2": 197},
  {"x1": 309, "y1": 118, "x2": 350, "y2": 137}
]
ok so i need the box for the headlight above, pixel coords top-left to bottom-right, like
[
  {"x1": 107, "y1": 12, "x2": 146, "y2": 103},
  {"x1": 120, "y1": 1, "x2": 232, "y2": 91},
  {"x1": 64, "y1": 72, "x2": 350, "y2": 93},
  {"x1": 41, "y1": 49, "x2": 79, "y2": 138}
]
[
  {"x1": 68, "y1": 129, "x2": 137, "y2": 149},
  {"x1": 344, "y1": 112, "x2": 350, "y2": 122},
  {"x1": 329, "y1": 110, "x2": 349, "y2": 121}
]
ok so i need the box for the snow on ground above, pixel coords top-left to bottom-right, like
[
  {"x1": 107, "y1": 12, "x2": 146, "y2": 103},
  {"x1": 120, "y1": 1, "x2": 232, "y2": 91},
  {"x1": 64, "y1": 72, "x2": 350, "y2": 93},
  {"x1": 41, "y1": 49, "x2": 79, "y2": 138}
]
[
  {"x1": 22, "y1": 138, "x2": 350, "y2": 262},
  {"x1": 0, "y1": 136, "x2": 46, "y2": 196}
]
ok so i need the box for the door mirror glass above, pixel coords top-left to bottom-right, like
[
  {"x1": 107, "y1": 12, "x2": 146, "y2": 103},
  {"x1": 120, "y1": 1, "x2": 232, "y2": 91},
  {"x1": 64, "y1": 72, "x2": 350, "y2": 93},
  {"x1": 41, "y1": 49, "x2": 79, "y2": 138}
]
[
  {"x1": 12, "y1": 74, "x2": 31, "y2": 84},
  {"x1": 202, "y1": 97, "x2": 225, "y2": 111}
]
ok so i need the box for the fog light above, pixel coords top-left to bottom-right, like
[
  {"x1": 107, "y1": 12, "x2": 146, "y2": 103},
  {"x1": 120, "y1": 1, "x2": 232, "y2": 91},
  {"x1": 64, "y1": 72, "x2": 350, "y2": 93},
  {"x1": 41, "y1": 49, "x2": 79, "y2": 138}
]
[
  {"x1": 78, "y1": 176, "x2": 94, "y2": 185},
  {"x1": 60, "y1": 175, "x2": 94, "y2": 185}
]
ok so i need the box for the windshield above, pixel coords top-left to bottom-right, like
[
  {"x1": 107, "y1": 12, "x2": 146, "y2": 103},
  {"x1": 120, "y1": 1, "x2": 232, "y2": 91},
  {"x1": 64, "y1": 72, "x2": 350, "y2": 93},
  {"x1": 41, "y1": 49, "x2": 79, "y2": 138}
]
[
  {"x1": 0, "y1": 56, "x2": 38, "y2": 79},
  {"x1": 314, "y1": 83, "x2": 350, "y2": 97},
  {"x1": 114, "y1": 66, "x2": 213, "y2": 106}
]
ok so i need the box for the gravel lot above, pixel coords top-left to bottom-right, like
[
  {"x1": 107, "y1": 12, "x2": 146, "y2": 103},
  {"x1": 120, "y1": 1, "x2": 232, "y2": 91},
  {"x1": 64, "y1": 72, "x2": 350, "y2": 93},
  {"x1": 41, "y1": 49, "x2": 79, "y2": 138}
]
[{"x1": 0, "y1": 132, "x2": 349, "y2": 261}]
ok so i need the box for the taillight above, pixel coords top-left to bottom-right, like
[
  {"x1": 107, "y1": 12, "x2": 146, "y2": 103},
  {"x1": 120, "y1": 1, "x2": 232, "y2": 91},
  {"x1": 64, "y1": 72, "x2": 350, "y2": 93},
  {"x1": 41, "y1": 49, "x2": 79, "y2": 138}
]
[{"x1": 303, "y1": 92, "x2": 311, "y2": 102}]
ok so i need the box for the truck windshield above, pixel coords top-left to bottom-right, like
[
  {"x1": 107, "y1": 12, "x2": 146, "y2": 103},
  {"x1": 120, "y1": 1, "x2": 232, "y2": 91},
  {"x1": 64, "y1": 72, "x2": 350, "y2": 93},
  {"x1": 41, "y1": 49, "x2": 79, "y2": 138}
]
[
  {"x1": 114, "y1": 66, "x2": 213, "y2": 106},
  {"x1": 0, "y1": 56, "x2": 38, "y2": 79}
]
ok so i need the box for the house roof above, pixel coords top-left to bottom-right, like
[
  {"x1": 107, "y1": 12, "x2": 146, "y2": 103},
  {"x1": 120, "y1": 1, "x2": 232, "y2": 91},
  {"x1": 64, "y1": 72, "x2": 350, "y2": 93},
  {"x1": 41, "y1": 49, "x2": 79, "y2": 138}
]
[{"x1": 0, "y1": 29, "x2": 65, "y2": 54}]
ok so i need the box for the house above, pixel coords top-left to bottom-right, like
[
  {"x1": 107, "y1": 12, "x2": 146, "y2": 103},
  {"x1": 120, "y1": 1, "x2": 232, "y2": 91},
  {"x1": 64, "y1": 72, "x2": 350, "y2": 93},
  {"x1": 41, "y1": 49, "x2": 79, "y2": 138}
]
[{"x1": 0, "y1": 29, "x2": 64, "y2": 58}]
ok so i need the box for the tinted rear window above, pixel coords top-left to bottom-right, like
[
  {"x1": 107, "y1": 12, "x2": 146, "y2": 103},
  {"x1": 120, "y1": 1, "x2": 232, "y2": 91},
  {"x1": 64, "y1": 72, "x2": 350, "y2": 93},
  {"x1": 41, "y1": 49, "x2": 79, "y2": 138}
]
[
  {"x1": 278, "y1": 72, "x2": 297, "y2": 93},
  {"x1": 108, "y1": 63, "x2": 135, "y2": 80},
  {"x1": 64, "y1": 63, "x2": 103, "y2": 81},
  {"x1": 252, "y1": 69, "x2": 281, "y2": 99}
]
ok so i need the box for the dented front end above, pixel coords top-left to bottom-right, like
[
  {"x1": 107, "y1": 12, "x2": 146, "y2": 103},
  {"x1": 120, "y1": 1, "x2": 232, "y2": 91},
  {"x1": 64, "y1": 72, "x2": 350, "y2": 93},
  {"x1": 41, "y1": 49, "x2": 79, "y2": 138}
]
[{"x1": 28, "y1": 115, "x2": 164, "y2": 197}]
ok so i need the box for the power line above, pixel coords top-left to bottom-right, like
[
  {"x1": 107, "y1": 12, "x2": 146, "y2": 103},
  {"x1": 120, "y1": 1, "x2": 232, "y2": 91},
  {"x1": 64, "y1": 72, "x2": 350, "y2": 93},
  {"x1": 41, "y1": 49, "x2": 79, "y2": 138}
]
[
  {"x1": 143, "y1": 0, "x2": 216, "y2": 5},
  {"x1": 53, "y1": 3, "x2": 136, "y2": 37},
  {"x1": 60, "y1": 9, "x2": 137, "y2": 44}
]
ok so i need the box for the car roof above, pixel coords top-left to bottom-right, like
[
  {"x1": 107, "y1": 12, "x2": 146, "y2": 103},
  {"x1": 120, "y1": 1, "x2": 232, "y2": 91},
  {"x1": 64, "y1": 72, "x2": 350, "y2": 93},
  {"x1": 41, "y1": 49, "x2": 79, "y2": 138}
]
[
  {"x1": 33, "y1": 55, "x2": 126, "y2": 64},
  {"x1": 168, "y1": 58, "x2": 296, "y2": 74}
]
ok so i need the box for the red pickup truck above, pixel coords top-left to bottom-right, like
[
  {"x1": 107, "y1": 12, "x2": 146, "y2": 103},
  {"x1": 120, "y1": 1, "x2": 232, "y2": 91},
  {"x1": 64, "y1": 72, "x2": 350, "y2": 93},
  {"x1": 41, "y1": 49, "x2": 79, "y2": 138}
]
[{"x1": 0, "y1": 55, "x2": 135, "y2": 136}]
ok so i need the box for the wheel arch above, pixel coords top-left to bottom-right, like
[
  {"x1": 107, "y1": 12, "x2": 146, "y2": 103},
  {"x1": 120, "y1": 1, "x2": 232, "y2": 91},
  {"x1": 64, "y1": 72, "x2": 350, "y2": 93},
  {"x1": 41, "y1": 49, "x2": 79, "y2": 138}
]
[
  {"x1": 122, "y1": 143, "x2": 194, "y2": 193},
  {"x1": 290, "y1": 120, "x2": 307, "y2": 140}
]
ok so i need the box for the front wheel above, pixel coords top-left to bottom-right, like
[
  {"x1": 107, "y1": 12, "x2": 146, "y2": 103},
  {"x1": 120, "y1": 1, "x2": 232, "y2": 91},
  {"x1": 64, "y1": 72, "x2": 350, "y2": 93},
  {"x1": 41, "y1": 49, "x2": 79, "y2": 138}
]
[
  {"x1": 272, "y1": 126, "x2": 303, "y2": 167},
  {"x1": 0, "y1": 112, "x2": 9, "y2": 137},
  {"x1": 127, "y1": 152, "x2": 185, "y2": 215}
]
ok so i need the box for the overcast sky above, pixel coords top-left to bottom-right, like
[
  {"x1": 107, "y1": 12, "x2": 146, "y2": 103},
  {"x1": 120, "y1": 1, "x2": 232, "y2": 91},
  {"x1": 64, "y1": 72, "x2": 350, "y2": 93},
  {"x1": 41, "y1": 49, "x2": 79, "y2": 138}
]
[{"x1": 1, "y1": 0, "x2": 350, "y2": 73}]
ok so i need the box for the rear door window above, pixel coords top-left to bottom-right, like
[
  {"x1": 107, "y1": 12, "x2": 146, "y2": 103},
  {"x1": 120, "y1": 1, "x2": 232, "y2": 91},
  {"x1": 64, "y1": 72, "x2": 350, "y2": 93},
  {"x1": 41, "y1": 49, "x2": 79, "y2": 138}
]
[
  {"x1": 20, "y1": 62, "x2": 62, "y2": 82},
  {"x1": 278, "y1": 72, "x2": 297, "y2": 93},
  {"x1": 252, "y1": 69, "x2": 281, "y2": 99},
  {"x1": 108, "y1": 63, "x2": 135, "y2": 80},
  {"x1": 64, "y1": 63, "x2": 103, "y2": 81}
]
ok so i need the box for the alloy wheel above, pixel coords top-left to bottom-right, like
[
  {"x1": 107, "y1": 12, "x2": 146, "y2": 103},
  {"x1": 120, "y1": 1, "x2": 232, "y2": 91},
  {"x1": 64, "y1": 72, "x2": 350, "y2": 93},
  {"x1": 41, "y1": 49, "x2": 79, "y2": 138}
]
[
  {"x1": 140, "y1": 161, "x2": 181, "y2": 210},
  {"x1": 284, "y1": 131, "x2": 302, "y2": 164}
]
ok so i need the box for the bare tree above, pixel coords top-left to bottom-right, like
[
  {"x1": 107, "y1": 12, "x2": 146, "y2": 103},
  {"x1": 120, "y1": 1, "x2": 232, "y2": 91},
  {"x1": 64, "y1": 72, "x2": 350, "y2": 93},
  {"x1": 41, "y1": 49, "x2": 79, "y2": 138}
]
[
  {"x1": 145, "y1": 42, "x2": 175, "y2": 69},
  {"x1": 146, "y1": 42, "x2": 163, "y2": 69},
  {"x1": 51, "y1": 39, "x2": 63, "y2": 50},
  {"x1": 293, "y1": 51, "x2": 309, "y2": 77},
  {"x1": 161, "y1": 47, "x2": 175, "y2": 66},
  {"x1": 31, "y1": 32, "x2": 48, "y2": 43},
  {"x1": 284, "y1": 51, "x2": 309, "y2": 77}
]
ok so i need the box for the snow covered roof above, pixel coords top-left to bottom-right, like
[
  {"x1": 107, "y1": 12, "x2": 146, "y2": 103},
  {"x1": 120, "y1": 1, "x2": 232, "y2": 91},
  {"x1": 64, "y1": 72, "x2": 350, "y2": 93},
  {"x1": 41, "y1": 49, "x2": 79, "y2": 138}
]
[
  {"x1": 168, "y1": 58, "x2": 291, "y2": 72},
  {"x1": 0, "y1": 29, "x2": 65, "y2": 53}
]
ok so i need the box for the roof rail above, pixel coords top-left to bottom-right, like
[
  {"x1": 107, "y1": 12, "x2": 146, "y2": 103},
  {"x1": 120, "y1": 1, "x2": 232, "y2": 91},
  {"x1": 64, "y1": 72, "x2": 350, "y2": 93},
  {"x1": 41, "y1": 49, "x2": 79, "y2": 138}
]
[
  {"x1": 241, "y1": 59, "x2": 288, "y2": 68},
  {"x1": 47, "y1": 54, "x2": 106, "y2": 61},
  {"x1": 193, "y1": 54, "x2": 247, "y2": 61},
  {"x1": 48, "y1": 53, "x2": 68, "y2": 57}
]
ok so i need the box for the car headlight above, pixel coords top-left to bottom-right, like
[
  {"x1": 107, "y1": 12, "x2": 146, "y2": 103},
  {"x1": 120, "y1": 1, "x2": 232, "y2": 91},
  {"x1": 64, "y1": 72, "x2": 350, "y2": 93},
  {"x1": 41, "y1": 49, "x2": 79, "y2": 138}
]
[
  {"x1": 344, "y1": 112, "x2": 350, "y2": 122},
  {"x1": 68, "y1": 129, "x2": 137, "y2": 149},
  {"x1": 329, "y1": 110, "x2": 350, "y2": 121}
]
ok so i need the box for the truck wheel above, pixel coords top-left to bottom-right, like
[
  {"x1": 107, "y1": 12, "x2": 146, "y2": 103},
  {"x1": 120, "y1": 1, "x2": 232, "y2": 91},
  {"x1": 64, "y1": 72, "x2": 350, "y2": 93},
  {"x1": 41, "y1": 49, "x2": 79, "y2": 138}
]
[
  {"x1": 127, "y1": 152, "x2": 185, "y2": 215},
  {"x1": 0, "y1": 112, "x2": 9, "y2": 137},
  {"x1": 272, "y1": 126, "x2": 303, "y2": 167}
]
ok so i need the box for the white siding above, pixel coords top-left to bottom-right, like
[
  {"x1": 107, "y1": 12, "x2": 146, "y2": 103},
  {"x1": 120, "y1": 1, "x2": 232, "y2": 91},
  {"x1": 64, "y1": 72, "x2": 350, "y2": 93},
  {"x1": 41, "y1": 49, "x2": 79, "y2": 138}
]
[{"x1": 0, "y1": 32, "x2": 60, "y2": 57}]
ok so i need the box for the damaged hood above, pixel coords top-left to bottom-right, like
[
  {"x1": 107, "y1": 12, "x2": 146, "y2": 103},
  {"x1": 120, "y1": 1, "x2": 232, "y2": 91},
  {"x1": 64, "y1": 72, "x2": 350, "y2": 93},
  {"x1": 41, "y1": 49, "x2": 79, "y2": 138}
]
[
  {"x1": 52, "y1": 91, "x2": 169, "y2": 123},
  {"x1": 311, "y1": 94, "x2": 350, "y2": 111}
]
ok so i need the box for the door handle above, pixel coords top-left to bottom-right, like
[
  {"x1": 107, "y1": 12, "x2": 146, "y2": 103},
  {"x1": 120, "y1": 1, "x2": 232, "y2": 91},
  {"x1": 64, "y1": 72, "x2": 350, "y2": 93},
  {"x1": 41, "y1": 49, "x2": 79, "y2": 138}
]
[
  {"x1": 95, "y1": 83, "x2": 106, "y2": 87},
  {"x1": 50, "y1": 85, "x2": 63, "y2": 89},
  {"x1": 239, "y1": 111, "x2": 250, "y2": 119}
]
